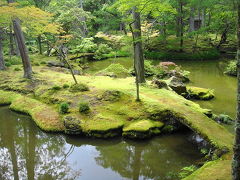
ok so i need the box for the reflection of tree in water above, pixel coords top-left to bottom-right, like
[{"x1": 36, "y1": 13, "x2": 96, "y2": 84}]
[
  {"x1": 0, "y1": 107, "x2": 80, "y2": 180},
  {"x1": 95, "y1": 135, "x2": 201, "y2": 180}
]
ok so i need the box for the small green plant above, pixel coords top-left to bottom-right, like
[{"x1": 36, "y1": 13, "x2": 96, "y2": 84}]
[
  {"x1": 52, "y1": 85, "x2": 61, "y2": 91},
  {"x1": 14, "y1": 67, "x2": 21, "y2": 71},
  {"x1": 178, "y1": 165, "x2": 198, "y2": 179},
  {"x1": 69, "y1": 83, "x2": 89, "y2": 92},
  {"x1": 33, "y1": 62, "x2": 40, "y2": 66},
  {"x1": 5, "y1": 62, "x2": 11, "y2": 67},
  {"x1": 59, "y1": 102, "x2": 69, "y2": 114},
  {"x1": 79, "y1": 102, "x2": 90, "y2": 113},
  {"x1": 63, "y1": 84, "x2": 70, "y2": 89},
  {"x1": 225, "y1": 61, "x2": 237, "y2": 76},
  {"x1": 40, "y1": 61, "x2": 47, "y2": 65}
]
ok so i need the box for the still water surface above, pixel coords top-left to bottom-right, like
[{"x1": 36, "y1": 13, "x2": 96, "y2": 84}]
[{"x1": 0, "y1": 106, "x2": 201, "y2": 180}]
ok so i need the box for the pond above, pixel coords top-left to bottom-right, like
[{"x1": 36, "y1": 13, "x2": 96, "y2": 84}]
[
  {"x1": 86, "y1": 57, "x2": 237, "y2": 120},
  {"x1": 0, "y1": 106, "x2": 202, "y2": 180}
]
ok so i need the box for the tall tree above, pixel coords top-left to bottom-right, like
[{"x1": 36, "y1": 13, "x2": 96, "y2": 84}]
[
  {"x1": 0, "y1": 28, "x2": 5, "y2": 70},
  {"x1": 232, "y1": 2, "x2": 240, "y2": 180},
  {"x1": 131, "y1": 7, "x2": 145, "y2": 84},
  {"x1": 8, "y1": 0, "x2": 33, "y2": 79}
]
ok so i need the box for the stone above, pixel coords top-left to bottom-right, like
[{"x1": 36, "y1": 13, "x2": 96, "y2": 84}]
[{"x1": 64, "y1": 116, "x2": 82, "y2": 135}]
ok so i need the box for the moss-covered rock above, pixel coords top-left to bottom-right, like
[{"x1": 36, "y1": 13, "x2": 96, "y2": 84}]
[
  {"x1": 122, "y1": 119, "x2": 164, "y2": 139},
  {"x1": 187, "y1": 86, "x2": 214, "y2": 100},
  {"x1": 98, "y1": 90, "x2": 123, "y2": 102},
  {"x1": 64, "y1": 116, "x2": 82, "y2": 135}
]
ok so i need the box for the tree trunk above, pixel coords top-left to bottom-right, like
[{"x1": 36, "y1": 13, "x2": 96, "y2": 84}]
[
  {"x1": 179, "y1": 0, "x2": 184, "y2": 52},
  {"x1": 79, "y1": 0, "x2": 88, "y2": 37},
  {"x1": 12, "y1": 19, "x2": 32, "y2": 78},
  {"x1": 0, "y1": 28, "x2": 5, "y2": 70},
  {"x1": 232, "y1": 3, "x2": 240, "y2": 180},
  {"x1": 37, "y1": 35, "x2": 42, "y2": 55},
  {"x1": 189, "y1": 7, "x2": 195, "y2": 32},
  {"x1": 132, "y1": 7, "x2": 145, "y2": 84},
  {"x1": 9, "y1": 25, "x2": 17, "y2": 56},
  {"x1": 8, "y1": 0, "x2": 32, "y2": 78}
]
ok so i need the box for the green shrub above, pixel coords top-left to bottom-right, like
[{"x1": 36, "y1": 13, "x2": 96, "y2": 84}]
[
  {"x1": 63, "y1": 84, "x2": 70, "y2": 89},
  {"x1": 59, "y1": 102, "x2": 69, "y2": 114},
  {"x1": 225, "y1": 61, "x2": 237, "y2": 76},
  {"x1": 40, "y1": 61, "x2": 47, "y2": 65},
  {"x1": 144, "y1": 49, "x2": 220, "y2": 61},
  {"x1": 69, "y1": 83, "x2": 89, "y2": 92},
  {"x1": 5, "y1": 62, "x2": 11, "y2": 67},
  {"x1": 69, "y1": 38, "x2": 97, "y2": 54},
  {"x1": 33, "y1": 62, "x2": 40, "y2": 66},
  {"x1": 14, "y1": 67, "x2": 21, "y2": 71},
  {"x1": 79, "y1": 102, "x2": 90, "y2": 113},
  {"x1": 6, "y1": 56, "x2": 21, "y2": 65},
  {"x1": 94, "y1": 44, "x2": 113, "y2": 60},
  {"x1": 52, "y1": 85, "x2": 61, "y2": 91}
]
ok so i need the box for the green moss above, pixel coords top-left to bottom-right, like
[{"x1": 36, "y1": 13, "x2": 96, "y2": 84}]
[
  {"x1": 122, "y1": 119, "x2": 164, "y2": 139},
  {"x1": 51, "y1": 85, "x2": 61, "y2": 91},
  {"x1": 96, "y1": 63, "x2": 130, "y2": 78},
  {"x1": 79, "y1": 101, "x2": 90, "y2": 113},
  {"x1": 0, "y1": 90, "x2": 64, "y2": 132},
  {"x1": 69, "y1": 83, "x2": 89, "y2": 92},
  {"x1": 183, "y1": 159, "x2": 231, "y2": 180},
  {"x1": 187, "y1": 86, "x2": 215, "y2": 100}
]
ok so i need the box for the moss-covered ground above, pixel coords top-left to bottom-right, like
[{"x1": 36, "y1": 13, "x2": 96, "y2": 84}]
[{"x1": 0, "y1": 62, "x2": 235, "y2": 179}]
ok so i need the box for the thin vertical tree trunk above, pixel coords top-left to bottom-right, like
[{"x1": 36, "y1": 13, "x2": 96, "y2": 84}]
[
  {"x1": 9, "y1": 25, "x2": 16, "y2": 56},
  {"x1": 37, "y1": 35, "x2": 42, "y2": 55},
  {"x1": 0, "y1": 28, "x2": 5, "y2": 70},
  {"x1": 132, "y1": 7, "x2": 145, "y2": 84},
  {"x1": 189, "y1": 7, "x2": 195, "y2": 32},
  {"x1": 8, "y1": 0, "x2": 32, "y2": 78},
  {"x1": 232, "y1": 3, "x2": 240, "y2": 180},
  {"x1": 12, "y1": 19, "x2": 32, "y2": 78},
  {"x1": 179, "y1": 0, "x2": 184, "y2": 52}
]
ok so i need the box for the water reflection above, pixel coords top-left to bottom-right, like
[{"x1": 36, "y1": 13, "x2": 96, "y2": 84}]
[
  {"x1": 0, "y1": 106, "x2": 201, "y2": 180},
  {"x1": 0, "y1": 106, "x2": 80, "y2": 180}
]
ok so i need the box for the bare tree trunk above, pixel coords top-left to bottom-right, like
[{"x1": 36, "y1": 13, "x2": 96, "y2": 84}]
[
  {"x1": 232, "y1": 3, "x2": 240, "y2": 180},
  {"x1": 79, "y1": 0, "x2": 88, "y2": 37},
  {"x1": 12, "y1": 19, "x2": 32, "y2": 78},
  {"x1": 0, "y1": 28, "x2": 5, "y2": 70},
  {"x1": 179, "y1": 0, "x2": 184, "y2": 52},
  {"x1": 9, "y1": 25, "x2": 17, "y2": 56},
  {"x1": 37, "y1": 35, "x2": 42, "y2": 55},
  {"x1": 132, "y1": 7, "x2": 145, "y2": 84},
  {"x1": 8, "y1": 0, "x2": 32, "y2": 78},
  {"x1": 189, "y1": 7, "x2": 195, "y2": 32}
]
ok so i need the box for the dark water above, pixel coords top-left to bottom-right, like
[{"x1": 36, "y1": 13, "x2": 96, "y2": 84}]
[
  {"x1": 87, "y1": 58, "x2": 237, "y2": 119},
  {"x1": 0, "y1": 106, "x2": 202, "y2": 180}
]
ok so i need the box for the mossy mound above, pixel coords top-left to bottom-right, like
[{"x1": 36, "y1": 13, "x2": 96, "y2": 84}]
[
  {"x1": 123, "y1": 120, "x2": 164, "y2": 139},
  {"x1": 83, "y1": 115, "x2": 125, "y2": 138},
  {"x1": 187, "y1": 86, "x2": 215, "y2": 100},
  {"x1": 0, "y1": 90, "x2": 64, "y2": 132},
  {"x1": 96, "y1": 63, "x2": 130, "y2": 78}
]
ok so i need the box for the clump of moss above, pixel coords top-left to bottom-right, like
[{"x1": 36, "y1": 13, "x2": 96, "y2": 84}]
[
  {"x1": 5, "y1": 62, "x2": 11, "y2": 67},
  {"x1": 79, "y1": 101, "x2": 90, "y2": 113},
  {"x1": 59, "y1": 102, "x2": 69, "y2": 114},
  {"x1": 63, "y1": 84, "x2": 70, "y2": 89},
  {"x1": 14, "y1": 67, "x2": 21, "y2": 71},
  {"x1": 212, "y1": 114, "x2": 234, "y2": 124},
  {"x1": 64, "y1": 116, "x2": 82, "y2": 135},
  {"x1": 96, "y1": 63, "x2": 130, "y2": 78},
  {"x1": 51, "y1": 85, "x2": 61, "y2": 91},
  {"x1": 187, "y1": 86, "x2": 214, "y2": 100},
  {"x1": 40, "y1": 61, "x2": 47, "y2": 65},
  {"x1": 33, "y1": 62, "x2": 40, "y2": 66},
  {"x1": 69, "y1": 83, "x2": 89, "y2": 92},
  {"x1": 99, "y1": 90, "x2": 122, "y2": 102},
  {"x1": 122, "y1": 119, "x2": 164, "y2": 139}
]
